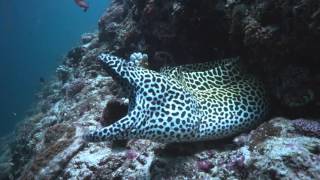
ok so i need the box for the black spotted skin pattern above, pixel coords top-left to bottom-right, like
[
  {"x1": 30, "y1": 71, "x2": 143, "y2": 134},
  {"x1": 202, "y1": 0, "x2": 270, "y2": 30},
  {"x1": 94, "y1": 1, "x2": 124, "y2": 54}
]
[{"x1": 83, "y1": 54, "x2": 269, "y2": 143}]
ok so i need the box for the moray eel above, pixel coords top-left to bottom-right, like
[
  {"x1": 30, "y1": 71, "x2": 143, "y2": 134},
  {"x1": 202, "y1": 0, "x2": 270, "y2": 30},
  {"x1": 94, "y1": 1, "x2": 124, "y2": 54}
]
[{"x1": 83, "y1": 53, "x2": 269, "y2": 143}]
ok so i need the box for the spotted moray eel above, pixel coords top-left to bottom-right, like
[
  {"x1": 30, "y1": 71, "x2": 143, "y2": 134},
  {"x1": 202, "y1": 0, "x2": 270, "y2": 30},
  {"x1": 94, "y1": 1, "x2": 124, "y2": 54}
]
[{"x1": 83, "y1": 53, "x2": 269, "y2": 143}]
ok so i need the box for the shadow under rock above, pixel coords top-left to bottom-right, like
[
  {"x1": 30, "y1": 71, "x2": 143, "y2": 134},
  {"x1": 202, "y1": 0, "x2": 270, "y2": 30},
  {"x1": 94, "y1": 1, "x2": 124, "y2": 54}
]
[{"x1": 156, "y1": 137, "x2": 237, "y2": 157}]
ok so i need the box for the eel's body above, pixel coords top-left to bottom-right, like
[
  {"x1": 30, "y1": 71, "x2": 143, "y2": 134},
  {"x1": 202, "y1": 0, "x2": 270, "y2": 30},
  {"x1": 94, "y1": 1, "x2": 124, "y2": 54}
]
[{"x1": 84, "y1": 53, "x2": 269, "y2": 143}]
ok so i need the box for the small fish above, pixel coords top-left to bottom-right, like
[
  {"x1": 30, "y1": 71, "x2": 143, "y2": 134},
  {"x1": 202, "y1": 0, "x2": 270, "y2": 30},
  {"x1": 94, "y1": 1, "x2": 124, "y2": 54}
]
[
  {"x1": 12, "y1": 112, "x2": 17, "y2": 117},
  {"x1": 74, "y1": 0, "x2": 89, "y2": 12},
  {"x1": 39, "y1": 77, "x2": 46, "y2": 83}
]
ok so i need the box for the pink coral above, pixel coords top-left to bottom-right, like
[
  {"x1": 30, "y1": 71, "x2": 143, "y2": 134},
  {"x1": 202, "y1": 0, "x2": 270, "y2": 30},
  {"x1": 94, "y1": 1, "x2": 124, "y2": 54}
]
[
  {"x1": 226, "y1": 154, "x2": 245, "y2": 171},
  {"x1": 126, "y1": 149, "x2": 138, "y2": 160},
  {"x1": 196, "y1": 160, "x2": 213, "y2": 172}
]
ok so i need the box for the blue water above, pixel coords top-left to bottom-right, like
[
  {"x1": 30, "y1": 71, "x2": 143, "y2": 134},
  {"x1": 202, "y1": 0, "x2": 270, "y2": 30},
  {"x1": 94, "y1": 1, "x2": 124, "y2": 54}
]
[{"x1": 0, "y1": 0, "x2": 110, "y2": 137}]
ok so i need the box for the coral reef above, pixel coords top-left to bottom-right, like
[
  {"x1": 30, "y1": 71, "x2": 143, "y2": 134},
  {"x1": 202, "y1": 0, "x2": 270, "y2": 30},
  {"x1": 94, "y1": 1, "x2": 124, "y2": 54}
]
[
  {"x1": 1, "y1": 0, "x2": 320, "y2": 179},
  {"x1": 62, "y1": 79, "x2": 86, "y2": 98}
]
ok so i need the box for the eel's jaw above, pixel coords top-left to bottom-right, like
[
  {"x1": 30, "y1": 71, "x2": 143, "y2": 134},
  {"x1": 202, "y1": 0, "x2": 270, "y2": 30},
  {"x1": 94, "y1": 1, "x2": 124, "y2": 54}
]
[
  {"x1": 97, "y1": 53, "x2": 120, "y2": 68},
  {"x1": 83, "y1": 109, "x2": 140, "y2": 142},
  {"x1": 97, "y1": 53, "x2": 145, "y2": 89}
]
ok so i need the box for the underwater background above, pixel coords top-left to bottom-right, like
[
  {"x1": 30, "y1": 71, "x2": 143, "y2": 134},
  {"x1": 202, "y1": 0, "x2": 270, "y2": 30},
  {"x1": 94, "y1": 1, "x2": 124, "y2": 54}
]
[
  {"x1": 0, "y1": 0, "x2": 319, "y2": 179},
  {"x1": 0, "y1": 0, "x2": 110, "y2": 136}
]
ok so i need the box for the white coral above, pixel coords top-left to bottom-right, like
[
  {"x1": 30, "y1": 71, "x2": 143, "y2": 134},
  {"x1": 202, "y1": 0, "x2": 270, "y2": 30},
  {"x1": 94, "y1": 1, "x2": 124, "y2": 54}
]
[{"x1": 129, "y1": 52, "x2": 148, "y2": 66}]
